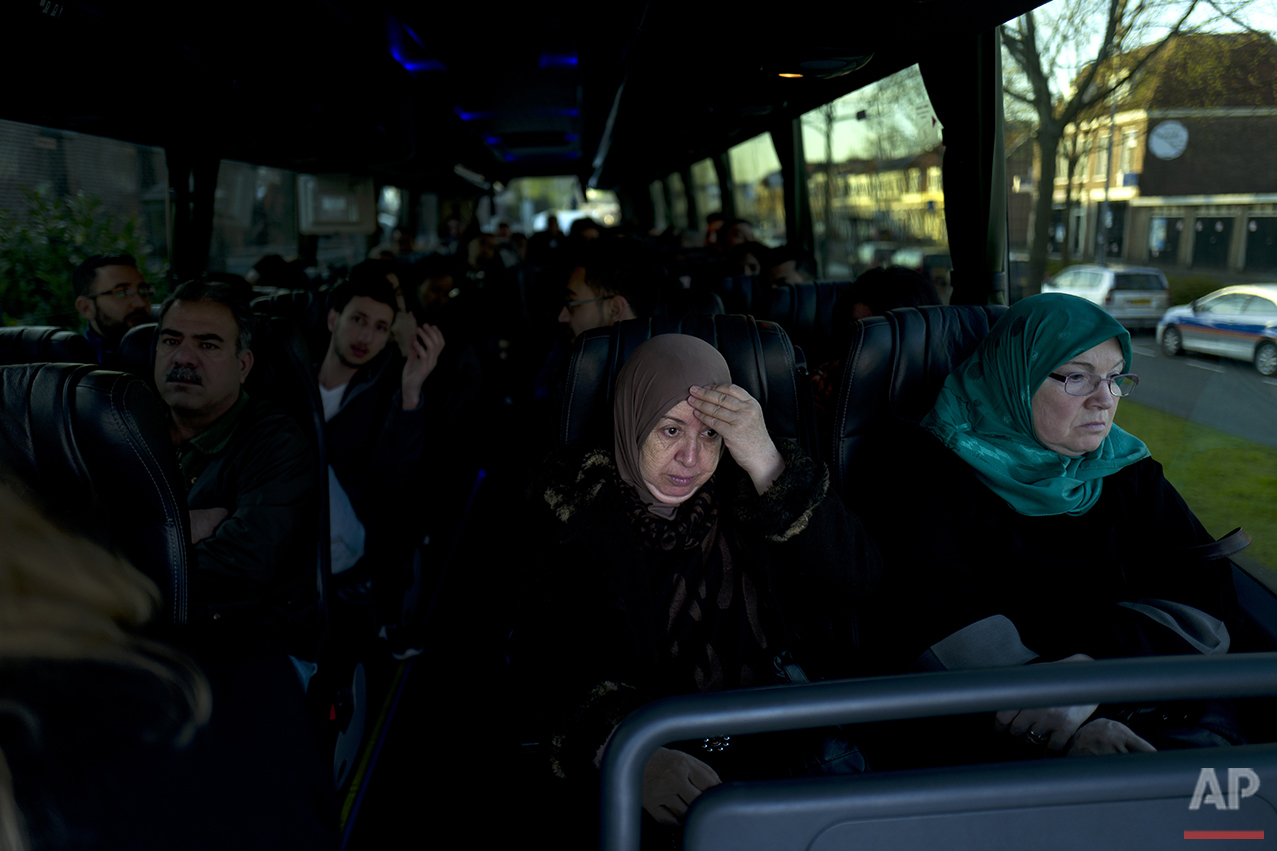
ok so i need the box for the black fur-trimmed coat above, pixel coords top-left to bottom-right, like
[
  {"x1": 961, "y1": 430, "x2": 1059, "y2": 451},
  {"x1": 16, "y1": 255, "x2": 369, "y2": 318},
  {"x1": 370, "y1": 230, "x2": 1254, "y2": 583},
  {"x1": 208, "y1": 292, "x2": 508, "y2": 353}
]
[{"x1": 515, "y1": 439, "x2": 882, "y2": 782}]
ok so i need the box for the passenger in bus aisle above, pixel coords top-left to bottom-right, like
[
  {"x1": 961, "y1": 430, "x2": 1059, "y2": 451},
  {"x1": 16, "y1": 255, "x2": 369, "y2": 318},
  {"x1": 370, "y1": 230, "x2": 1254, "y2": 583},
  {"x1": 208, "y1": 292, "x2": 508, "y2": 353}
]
[
  {"x1": 154, "y1": 280, "x2": 317, "y2": 627},
  {"x1": 764, "y1": 244, "x2": 818, "y2": 286},
  {"x1": 316, "y1": 266, "x2": 447, "y2": 647},
  {"x1": 526, "y1": 210, "x2": 564, "y2": 266},
  {"x1": 0, "y1": 484, "x2": 339, "y2": 850},
  {"x1": 72, "y1": 253, "x2": 153, "y2": 366},
  {"x1": 809, "y1": 266, "x2": 941, "y2": 421},
  {"x1": 508, "y1": 230, "x2": 529, "y2": 263},
  {"x1": 858, "y1": 293, "x2": 1244, "y2": 767},
  {"x1": 516, "y1": 335, "x2": 882, "y2": 833}
]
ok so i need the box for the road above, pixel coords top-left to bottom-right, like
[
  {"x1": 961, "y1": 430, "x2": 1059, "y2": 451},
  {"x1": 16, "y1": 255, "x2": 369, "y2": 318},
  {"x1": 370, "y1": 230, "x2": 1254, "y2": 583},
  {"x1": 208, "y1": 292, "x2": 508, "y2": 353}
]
[{"x1": 1126, "y1": 332, "x2": 1277, "y2": 450}]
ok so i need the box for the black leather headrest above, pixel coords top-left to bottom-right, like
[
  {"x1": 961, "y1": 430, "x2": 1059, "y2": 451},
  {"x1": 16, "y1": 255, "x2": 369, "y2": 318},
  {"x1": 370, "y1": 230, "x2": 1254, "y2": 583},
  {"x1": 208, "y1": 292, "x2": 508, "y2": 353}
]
[
  {"x1": 118, "y1": 322, "x2": 157, "y2": 382},
  {"x1": 767, "y1": 282, "x2": 856, "y2": 367},
  {"x1": 0, "y1": 364, "x2": 190, "y2": 624},
  {"x1": 714, "y1": 275, "x2": 766, "y2": 316},
  {"x1": 0, "y1": 326, "x2": 96, "y2": 365},
  {"x1": 252, "y1": 289, "x2": 331, "y2": 361},
  {"x1": 559, "y1": 314, "x2": 810, "y2": 455},
  {"x1": 831, "y1": 304, "x2": 1007, "y2": 499}
]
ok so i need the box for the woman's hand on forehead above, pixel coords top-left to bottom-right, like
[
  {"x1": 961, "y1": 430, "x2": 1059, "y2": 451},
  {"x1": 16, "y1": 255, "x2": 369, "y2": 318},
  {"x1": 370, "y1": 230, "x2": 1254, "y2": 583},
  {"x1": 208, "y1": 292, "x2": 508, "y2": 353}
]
[{"x1": 688, "y1": 384, "x2": 784, "y2": 495}]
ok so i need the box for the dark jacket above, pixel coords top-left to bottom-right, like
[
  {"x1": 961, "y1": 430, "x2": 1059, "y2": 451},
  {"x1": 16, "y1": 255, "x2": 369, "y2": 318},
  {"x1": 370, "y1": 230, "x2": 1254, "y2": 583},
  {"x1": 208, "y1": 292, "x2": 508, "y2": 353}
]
[
  {"x1": 858, "y1": 427, "x2": 1241, "y2": 673},
  {"x1": 324, "y1": 348, "x2": 424, "y2": 555},
  {"x1": 322, "y1": 339, "x2": 480, "y2": 558},
  {"x1": 516, "y1": 440, "x2": 882, "y2": 780},
  {"x1": 179, "y1": 393, "x2": 317, "y2": 625}
]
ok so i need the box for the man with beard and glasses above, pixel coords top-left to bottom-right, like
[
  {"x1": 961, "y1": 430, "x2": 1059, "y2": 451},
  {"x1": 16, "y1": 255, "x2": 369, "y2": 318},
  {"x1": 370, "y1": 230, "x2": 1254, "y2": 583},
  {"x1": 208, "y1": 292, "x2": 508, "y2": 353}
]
[
  {"x1": 72, "y1": 254, "x2": 154, "y2": 365},
  {"x1": 317, "y1": 262, "x2": 444, "y2": 656},
  {"x1": 155, "y1": 279, "x2": 316, "y2": 630}
]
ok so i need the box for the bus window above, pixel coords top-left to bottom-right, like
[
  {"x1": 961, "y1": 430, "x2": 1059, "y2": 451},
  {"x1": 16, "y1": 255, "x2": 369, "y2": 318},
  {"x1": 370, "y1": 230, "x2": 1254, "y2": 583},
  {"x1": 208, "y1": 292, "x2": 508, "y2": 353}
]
[
  {"x1": 668, "y1": 171, "x2": 690, "y2": 231},
  {"x1": 210, "y1": 161, "x2": 300, "y2": 277},
  {"x1": 649, "y1": 180, "x2": 668, "y2": 233},
  {"x1": 800, "y1": 64, "x2": 947, "y2": 282},
  {"x1": 727, "y1": 134, "x2": 785, "y2": 247},
  {"x1": 0, "y1": 118, "x2": 169, "y2": 325},
  {"x1": 689, "y1": 158, "x2": 720, "y2": 235}
]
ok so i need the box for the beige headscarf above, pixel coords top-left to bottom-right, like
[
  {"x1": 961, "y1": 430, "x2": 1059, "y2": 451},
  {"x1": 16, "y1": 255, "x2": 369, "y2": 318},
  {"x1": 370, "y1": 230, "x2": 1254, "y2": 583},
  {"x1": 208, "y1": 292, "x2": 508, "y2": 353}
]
[{"x1": 613, "y1": 335, "x2": 732, "y2": 520}]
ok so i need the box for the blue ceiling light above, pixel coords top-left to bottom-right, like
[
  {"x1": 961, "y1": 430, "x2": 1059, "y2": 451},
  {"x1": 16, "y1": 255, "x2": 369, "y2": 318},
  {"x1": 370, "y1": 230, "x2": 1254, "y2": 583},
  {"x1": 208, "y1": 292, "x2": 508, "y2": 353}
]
[
  {"x1": 504, "y1": 153, "x2": 516, "y2": 162},
  {"x1": 484, "y1": 135, "x2": 503, "y2": 146},
  {"x1": 392, "y1": 52, "x2": 446, "y2": 73},
  {"x1": 538, "y1": 52, "x2": 579, "y2": 69},
  {"x1": 564, "y1": 133, "x2": 580, "y2": 142},
  {"x1": 455, "y1": 108, "x2": 493, "y2": 121},
  {"x1": 387, "y1": 17, "x2": 446, "y2": 73}
]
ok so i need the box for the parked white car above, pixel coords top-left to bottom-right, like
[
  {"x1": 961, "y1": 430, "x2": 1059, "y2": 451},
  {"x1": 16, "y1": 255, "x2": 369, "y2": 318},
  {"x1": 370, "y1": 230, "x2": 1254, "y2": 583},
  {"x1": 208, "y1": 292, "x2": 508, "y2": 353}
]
[{"x1": 1040, "y1": 265, "x2": 1170, "y2": 329}]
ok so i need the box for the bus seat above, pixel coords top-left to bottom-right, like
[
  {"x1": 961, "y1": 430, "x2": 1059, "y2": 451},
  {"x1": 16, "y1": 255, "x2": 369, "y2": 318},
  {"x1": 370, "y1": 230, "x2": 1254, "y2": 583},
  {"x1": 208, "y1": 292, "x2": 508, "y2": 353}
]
[
  {"x1": 0, "y1": 363, "x2": 190, "y2": 624},
  {"x1": 0, "y1": 326, "x2": 97, "y2": 365},
  {"x1": 246, "y1": 314, "x2": 331, "y2": 660},
  {"x1": 766, "y1": 282, "x2": 856, "y2": 369},
  {"x1": 559, "y1": 314, "x2": 814, "y2": 456},
  {"x1": 655, "y1": 287, "x2": 726, "y2": 319},
  {"x1": 714, "y1": 275, "x2": 767, "y2": 316},
  {"x1": 252, "y1": 289, "x2": 331, "y2": 359},
  {"x1": 118, "y1": 322, "x2": 157, "y2": 382},
  {"x1": 831, "y1": 304, "x2": 1006, "y2": 499}
]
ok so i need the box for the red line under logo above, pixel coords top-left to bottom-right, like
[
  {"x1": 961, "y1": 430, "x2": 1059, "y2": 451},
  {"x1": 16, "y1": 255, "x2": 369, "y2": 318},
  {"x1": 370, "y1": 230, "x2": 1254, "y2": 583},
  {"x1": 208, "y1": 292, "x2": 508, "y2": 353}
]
[{"x1": 1184, "y1": 831, "x2": 1265, "y2": 839}]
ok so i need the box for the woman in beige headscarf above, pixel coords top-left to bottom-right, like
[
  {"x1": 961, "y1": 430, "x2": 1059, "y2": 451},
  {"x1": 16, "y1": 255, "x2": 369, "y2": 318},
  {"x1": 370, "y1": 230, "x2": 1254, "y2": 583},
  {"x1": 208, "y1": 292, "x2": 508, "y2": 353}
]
[{"x1": 522, "y1": 334, "x2": 881, "y2": 830}]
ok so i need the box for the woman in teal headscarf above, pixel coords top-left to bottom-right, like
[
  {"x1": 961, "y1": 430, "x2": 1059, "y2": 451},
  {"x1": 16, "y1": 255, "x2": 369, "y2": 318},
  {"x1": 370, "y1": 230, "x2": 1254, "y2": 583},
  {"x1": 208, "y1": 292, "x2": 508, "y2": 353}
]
[{"x1": 863, "y1": 293, "x2": 1242, "y2": 762}]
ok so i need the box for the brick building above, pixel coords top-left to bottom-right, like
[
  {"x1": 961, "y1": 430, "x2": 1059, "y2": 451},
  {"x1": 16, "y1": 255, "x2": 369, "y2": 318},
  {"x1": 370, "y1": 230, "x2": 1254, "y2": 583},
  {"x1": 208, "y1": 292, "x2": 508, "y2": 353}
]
[{"x1": 1036, "y1": 32, "x2": 1277, "y2": 274}]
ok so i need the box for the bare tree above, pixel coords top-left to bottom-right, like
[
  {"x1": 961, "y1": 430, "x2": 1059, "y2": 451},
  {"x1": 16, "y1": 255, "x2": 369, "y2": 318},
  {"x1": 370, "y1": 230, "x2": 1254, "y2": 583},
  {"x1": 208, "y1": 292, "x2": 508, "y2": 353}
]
[{"x1": 1002, "y1": 0, "x2": 1211, "y2": 293}]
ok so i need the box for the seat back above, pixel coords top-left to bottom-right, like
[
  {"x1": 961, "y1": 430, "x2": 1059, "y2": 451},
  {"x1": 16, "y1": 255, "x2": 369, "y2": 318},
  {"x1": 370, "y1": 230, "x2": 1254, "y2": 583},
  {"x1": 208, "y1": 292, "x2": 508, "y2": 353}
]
[
  {"x1": 766, "y1": 282, "x2": 856, "y2": 368},
  {"x1": 831, "y1": 304, "x2": 1006, "y2": 499},
  {"x1": 117, "y1": 322, "x2": 157, "y2": 383},
  {"x1": 713, "y1": 275, "x2": 766, "y2": 316},
  {"x1": 248, "y1": 313, "x2": 331, "y2": 658},
  {"x1": 655, "y1": 286, "x2": 726, "y2": 319},
  {"x1": 559, "y1": 314, "x2": 812, "y2": 455},
  {"x1": 598, "y1": 654, "x2": 1277, "y2": 851},
  {"x1": 251, "y1": 289, "x2": 332, "y2": 358},
  {"x1": 0, "y1": 326, "x2": 97, "y2": 365},
  {"x1": 0, "y1": 364, "x2": 190, "y2": 624}
]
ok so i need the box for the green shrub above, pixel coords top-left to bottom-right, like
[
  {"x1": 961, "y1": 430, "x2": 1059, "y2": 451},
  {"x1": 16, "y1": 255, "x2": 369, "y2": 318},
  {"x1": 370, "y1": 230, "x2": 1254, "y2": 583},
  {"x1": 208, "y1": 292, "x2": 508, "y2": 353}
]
[
  {"x1": 1164, "y1": 273, "x2": 1226, "y2": 307},
  {"x1": 0, "y1": 187, "x2": 159, "y2": 327}
]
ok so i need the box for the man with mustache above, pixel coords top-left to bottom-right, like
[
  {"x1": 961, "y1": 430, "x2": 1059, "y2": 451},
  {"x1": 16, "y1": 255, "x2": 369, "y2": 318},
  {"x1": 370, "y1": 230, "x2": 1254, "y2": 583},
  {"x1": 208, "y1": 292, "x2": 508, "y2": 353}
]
[
  {"x1": 155, "y1": 279, "x2": 316, "y2": 628},
  {"x1": 72, "y1": 254, "x2": 153, "y2": 366}
]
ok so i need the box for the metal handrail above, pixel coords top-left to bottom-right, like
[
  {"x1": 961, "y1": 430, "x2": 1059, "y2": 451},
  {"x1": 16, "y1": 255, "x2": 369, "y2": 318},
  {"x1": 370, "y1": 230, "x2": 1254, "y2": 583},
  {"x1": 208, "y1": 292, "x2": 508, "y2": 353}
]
[{"x1": 598, "y1": 652, "x2": 1277, "y2": 851}]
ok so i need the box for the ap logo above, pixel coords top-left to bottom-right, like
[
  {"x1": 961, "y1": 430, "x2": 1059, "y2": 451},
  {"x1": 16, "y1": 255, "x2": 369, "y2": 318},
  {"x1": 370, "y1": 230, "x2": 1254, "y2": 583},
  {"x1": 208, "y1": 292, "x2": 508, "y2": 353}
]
[{"x1": 1189, "y1": 768, "x2": 1261, "y2": 810}]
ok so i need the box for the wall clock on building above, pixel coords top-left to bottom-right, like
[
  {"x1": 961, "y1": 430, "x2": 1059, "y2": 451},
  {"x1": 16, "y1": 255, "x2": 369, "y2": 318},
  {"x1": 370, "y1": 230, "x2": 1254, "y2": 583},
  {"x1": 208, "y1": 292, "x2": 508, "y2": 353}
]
[{"x1": 1149, "y1": 121, "x2": 1188, "y2": 160}]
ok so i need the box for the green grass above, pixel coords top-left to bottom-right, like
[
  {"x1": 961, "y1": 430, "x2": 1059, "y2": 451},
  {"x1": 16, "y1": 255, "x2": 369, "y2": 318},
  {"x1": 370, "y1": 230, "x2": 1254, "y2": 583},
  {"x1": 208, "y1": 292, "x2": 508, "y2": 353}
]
[{"x1": 1115, "y1": 400, "x2": 1277, "y2": 578}]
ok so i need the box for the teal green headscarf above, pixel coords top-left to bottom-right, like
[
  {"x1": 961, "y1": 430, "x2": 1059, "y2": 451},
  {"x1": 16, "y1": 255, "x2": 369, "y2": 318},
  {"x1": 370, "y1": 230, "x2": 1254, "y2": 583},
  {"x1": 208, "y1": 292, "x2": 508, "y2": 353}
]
[{"x1": 921, "y1": 293, "x2": 1149, "y2": 516}]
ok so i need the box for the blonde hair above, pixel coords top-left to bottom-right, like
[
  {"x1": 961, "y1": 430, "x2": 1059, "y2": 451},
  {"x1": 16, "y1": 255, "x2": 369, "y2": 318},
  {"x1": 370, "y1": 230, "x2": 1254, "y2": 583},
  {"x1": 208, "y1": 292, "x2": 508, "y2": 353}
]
[{"x1": 0, "y1": 485, "x2": 212, "y2": 851}]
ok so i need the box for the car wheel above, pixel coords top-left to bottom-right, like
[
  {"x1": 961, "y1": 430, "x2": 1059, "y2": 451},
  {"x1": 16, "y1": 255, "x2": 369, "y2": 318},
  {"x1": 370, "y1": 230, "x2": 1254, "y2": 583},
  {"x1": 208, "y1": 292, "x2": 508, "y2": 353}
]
[
  {"x1": 1256, "y1": 341, "x2": 1277, "y2": 377},
  {"x1": 1162, "y1": 326, "x2": 1183, "y2": 357}
]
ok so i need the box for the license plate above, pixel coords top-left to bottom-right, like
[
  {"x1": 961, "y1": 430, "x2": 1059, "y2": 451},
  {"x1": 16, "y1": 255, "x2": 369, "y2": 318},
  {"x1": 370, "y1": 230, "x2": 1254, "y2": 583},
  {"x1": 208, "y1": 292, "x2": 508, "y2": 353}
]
[{"x1": 1129, "y1": 298, "x2": 1151, "y2": 306}]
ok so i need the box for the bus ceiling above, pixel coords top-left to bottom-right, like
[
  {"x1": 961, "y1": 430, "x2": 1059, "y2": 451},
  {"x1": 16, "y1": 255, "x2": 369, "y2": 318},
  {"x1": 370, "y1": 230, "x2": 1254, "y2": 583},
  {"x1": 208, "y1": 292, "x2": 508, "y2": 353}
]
[{"x1": 5, "y1": 0, "x2": 1033, "y2": 189}]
